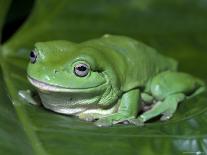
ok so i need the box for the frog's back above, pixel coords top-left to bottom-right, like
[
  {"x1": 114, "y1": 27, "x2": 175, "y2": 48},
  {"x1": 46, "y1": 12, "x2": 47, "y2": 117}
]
[{"x1": 82, "y1": 34, "x2": 178, "y2": 91}]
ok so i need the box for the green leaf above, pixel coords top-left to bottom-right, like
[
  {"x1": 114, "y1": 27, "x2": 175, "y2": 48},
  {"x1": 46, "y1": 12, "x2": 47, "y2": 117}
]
[
  {"x1": 0, "y1": 69, "x2": 34, "y2": 155},
  {"x1": 1, "y1": 0, "x2": 207, "y2": 154},
  {"x1": 0, "y1": 1, "x2": 34, "y2": 154}
]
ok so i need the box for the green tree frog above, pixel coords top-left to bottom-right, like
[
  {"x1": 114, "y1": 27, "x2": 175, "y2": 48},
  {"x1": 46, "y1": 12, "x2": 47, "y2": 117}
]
[{"x1": 19, "y1": 34, "x2": 206, "y2": 127}]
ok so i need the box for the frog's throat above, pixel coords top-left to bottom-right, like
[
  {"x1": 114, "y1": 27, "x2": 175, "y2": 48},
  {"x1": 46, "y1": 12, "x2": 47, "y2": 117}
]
[{"x1": 27, "y1": 76, "x2": 108, "y2": 93}]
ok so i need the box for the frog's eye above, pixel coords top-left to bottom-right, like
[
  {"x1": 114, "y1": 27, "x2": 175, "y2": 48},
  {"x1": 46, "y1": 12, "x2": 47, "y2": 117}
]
[
  {"x1": 29, "y1": 50, "x2": 37, "y2": 64},
  {"x1": 74, "y1": 63, "x2": 90, "y2": 77}
]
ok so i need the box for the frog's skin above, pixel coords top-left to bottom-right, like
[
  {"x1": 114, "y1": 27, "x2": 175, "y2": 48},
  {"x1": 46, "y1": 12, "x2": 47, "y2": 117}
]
[{"x1": 20, "y1": 34, "x2": 205, "y2": 127}]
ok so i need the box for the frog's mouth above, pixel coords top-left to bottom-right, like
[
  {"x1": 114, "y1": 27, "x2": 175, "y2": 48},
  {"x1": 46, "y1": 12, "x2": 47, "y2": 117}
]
[
  {"x1": 27, "y1": 75, "x2": 116, "y2": 115},
  {"x1": 27, "y1": 76, "x2": 108, "y2": 93}
]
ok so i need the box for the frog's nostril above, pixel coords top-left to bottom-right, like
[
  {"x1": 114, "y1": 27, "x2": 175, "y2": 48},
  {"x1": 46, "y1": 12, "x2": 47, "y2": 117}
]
[{"x1": 54, "y1": 70, "x2": 58, "y2": 74}]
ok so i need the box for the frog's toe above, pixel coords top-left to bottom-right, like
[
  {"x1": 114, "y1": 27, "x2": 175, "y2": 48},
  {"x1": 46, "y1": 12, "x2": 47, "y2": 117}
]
[
  {"x1": 80, "y1": 116, "x2": 95, "y2": 122},
  {"x1": 18, "y1": 90, "x2": 41, "y2": 106},
  {"x1": 160, "y1": 112, "x2": 173, "y2": 121},
  {"x1": 128, "y1": 118, "x2": 144, "y2": 126},
  {"x1": 78, "y1": 113, "x2": 98, "y2": 122},
  {"x1": 94, "y1": 113, "x2": 135, "y2": 127},
  {"x1": 95, "y1": 118, "x2": 113, "y2": 127}
]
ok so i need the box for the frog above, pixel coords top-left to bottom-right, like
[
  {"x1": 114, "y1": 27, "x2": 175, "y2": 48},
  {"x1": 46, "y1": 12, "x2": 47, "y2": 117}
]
[{"x1": 19, "y1": 34, "x2": 206, "y2": 127}]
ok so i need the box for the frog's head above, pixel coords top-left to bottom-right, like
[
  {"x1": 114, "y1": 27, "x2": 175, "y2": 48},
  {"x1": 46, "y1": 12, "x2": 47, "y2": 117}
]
[{"x1": 27, "y1": 41, "x2": 120, "y2": 113}]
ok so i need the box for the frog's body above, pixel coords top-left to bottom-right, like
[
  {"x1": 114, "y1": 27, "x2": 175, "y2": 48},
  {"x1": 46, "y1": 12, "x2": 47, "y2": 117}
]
[{"x1": 21, "y1": 34, "x2": 205, "y2": 127}]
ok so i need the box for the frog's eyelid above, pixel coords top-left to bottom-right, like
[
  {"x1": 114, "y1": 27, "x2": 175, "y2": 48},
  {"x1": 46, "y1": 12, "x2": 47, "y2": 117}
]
[
  {"x1": 72, "y1": 59, "x2": 90, "y2": 65},
  {"x1": 72, "y1": 60, "x2": 91, "y2": 69}
]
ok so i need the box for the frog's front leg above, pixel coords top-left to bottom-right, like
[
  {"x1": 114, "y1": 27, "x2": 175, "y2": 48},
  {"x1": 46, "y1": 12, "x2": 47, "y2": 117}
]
[{"x1": 95, "y1": 89, "x2": 140, "y2": 127}]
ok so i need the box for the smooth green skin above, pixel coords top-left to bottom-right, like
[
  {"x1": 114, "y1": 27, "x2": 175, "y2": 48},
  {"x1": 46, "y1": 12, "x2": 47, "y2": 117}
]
[{"x1": 22, "y1": 34, "x2": 205, "y2": 127}]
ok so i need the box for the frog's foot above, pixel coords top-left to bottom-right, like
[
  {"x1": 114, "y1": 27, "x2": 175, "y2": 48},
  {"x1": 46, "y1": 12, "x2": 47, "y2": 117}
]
[
  {"x1": 78, "y1": 113, "x2": 100, "y2": 122},
  {"x1": 18, "y1": 90, "x2": 41, "y2": 106},
  {"x1": 95, "y1": 113, "x2": 135, "y2": 127}
]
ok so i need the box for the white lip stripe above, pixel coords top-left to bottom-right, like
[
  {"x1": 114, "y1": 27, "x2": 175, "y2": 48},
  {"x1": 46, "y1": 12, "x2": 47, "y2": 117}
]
[
  {"x1": 28, "y1": 77, "x2": 72, "y2": 92},
  {"x1": 27, "y1": 76, "x2": 108, "y2": 93}
]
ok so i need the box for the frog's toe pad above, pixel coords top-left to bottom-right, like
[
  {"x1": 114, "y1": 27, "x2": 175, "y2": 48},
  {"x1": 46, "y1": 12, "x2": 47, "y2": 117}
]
[
  {"x1": 128, "y1": 118, "x2": 144, "y2": 126},
  {"x1": 160, "y1": 113, "x2": 173, "y2": 121},
  {"x1": 95, "y1": 118, "x2": 113, "y2": 127}
]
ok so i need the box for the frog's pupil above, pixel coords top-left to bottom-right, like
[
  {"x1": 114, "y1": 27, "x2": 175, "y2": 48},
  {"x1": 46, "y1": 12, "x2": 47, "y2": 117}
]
[
  {"x1": 77, "y1": 66, "x2": 87, "y2": 71},
  {"x1": 30, "y1": 51, "x2": 35, "y2": 58}
]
